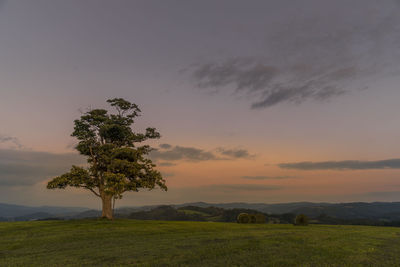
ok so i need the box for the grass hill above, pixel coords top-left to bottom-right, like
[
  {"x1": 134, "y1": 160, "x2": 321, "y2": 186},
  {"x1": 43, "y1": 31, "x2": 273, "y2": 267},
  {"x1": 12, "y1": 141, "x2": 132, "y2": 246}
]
[{"x1": 1, "y1": 219, "x2": 400, "y2": 266}]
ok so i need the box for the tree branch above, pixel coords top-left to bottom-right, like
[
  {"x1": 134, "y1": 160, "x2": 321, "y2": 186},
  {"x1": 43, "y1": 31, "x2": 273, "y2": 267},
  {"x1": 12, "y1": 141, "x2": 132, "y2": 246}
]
[{"x1": 85, "y1": 187, "x2": 101, "y2": 197}]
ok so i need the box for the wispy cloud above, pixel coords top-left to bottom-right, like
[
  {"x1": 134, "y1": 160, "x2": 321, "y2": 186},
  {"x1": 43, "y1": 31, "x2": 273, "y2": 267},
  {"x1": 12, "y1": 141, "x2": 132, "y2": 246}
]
[
  {"x1": 217, "y1": 148, "x2": 255, "y2": 159},
  {"x1": 189, "y1": 0, "x2": 400, "y2": 109},
  {"x1": 0, "y1": 134, "x2": 24, "y2": 149},
  {"x1": 191, "y1": 58, "x2": 348, "y2": 109},
  {"x1": 278, "y1": 159, "x2": 400, "y2": 170},
  {"x1": 241, "y1": 175, "x2": 295, "y2": 180},
  {"x1": 159, "y1": 144, "x2": 172, "y2": 149}
]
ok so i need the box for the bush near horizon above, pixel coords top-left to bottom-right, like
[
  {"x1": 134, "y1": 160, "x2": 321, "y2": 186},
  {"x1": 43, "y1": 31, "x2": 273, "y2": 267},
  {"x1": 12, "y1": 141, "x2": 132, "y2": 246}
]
[
  {"x1": 255, "y1": 213, "x2": 267, "y2": 223},
  {"x1": 294, "y1": 214, "x2": 309, "y2": 226},
  {"x1": 237, "y1": 213, "x2": 266, "y2": 224},
  {"x1": 237, "y1": 213, "x2": 250, "y2": 223}
]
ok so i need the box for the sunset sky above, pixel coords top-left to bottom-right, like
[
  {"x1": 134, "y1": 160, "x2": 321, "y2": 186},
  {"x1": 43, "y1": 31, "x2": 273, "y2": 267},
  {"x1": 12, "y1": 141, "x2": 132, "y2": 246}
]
[{"x1": 1, "y1": 0, "x2": 400, "y2": 208}]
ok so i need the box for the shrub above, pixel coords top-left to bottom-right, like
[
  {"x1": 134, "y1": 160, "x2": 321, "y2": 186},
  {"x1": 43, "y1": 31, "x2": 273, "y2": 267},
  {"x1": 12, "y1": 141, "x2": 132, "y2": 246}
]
[
  {"x1": 238, "y1": 213, "x2": 267, "y2": 224},
  {"x1": 255, "y1": 214, "x2": 266, "y2": 224},
  {"x1": 294, "y1": 214, "x2": 309, "y2": 226},
  {"x1": 268, "y1": 217, "x2": 280, "y2": 224},
  {"x1": 237, "y1": 213, "x2": 250, "y2": 223},
  {"x1": 249, "y1": 214, "x2": 257, "y2": 223}
]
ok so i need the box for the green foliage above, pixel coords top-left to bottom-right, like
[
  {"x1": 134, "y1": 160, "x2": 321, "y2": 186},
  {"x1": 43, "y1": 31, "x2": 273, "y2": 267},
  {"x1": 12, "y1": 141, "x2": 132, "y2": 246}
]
[
  {"x1": 237, "y1": 213, "x2": 266, "y2": 224},
  {"x1": 294, "y1": 214, "x2": 309, "y2": 226},
  {"x1": 237, "y1": 213, "x2": 250, "y2": 223},
  {"x1": 249, "y1": 214, "x2": 257, "y2": 223},
  {"x1": 221, "y1": 208, "x2": 265, "y2": 222},
  {"x1": 46, "y1": 98, "x2": 167, "y2": 218},
  {"x1": 255, "y1": 214, "x2": 266, "y2": 224},
  {"x1": 47, "y1": 166, "x2": 94, "y2": 189}
]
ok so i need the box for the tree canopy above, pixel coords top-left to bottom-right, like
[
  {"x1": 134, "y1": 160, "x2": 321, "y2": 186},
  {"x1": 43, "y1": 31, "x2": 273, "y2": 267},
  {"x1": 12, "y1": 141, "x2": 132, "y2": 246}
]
[{"x1": 47, "y1": 98, "x2": 167, "y2": 219}]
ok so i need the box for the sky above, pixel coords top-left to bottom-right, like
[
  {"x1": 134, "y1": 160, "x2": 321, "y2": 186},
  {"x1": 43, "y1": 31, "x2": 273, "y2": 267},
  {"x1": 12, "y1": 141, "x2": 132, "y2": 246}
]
[{"x1": 1, "y1": 0, "x2": 400, "y2": 208}]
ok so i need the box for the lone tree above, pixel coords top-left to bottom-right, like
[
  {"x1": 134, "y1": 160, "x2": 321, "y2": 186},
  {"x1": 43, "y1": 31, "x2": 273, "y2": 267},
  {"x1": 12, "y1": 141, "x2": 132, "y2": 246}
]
[{"x1": 47, "y1": 98, "x2": 167, "y2": 219}]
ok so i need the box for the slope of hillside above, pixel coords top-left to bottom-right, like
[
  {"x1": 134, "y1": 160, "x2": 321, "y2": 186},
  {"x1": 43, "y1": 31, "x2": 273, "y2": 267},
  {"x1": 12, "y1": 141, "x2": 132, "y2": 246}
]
[{"x1": 1, "y1": 220, "x2": 400, "y2": 266}]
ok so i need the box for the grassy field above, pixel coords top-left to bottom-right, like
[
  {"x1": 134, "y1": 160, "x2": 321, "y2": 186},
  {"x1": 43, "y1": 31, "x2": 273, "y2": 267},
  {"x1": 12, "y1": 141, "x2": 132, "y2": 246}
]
[{"x1": 1, "y1": 220, "x2": 400, "y2": 266}]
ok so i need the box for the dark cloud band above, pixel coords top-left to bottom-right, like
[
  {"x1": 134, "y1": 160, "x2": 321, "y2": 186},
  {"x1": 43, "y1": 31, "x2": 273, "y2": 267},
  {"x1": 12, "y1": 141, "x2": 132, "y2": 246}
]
[
  {"x1": 151, "y1": 145, "x2": 217, "y2": 162},
  {"x1": 218, "y1": 148, "x2": 254, "y2": 159},
  {"x1": 0, "y1": 149, "x2": 85, "y2": 186},
  {"x1": 278, "y1": 159, "x2": 400, "y2": 170},
  {"x1": 241, "y1": 176, "x2": 294, "y2": 180},
  {"x1": 150, "y1": 144, "x2": 254, "y2": 162}
]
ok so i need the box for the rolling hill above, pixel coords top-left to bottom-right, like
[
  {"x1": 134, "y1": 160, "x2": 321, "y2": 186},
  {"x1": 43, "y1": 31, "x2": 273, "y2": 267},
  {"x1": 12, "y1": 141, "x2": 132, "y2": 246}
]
[{"x1": 3, "y1": 201, "x2": 400, "y2": 224}]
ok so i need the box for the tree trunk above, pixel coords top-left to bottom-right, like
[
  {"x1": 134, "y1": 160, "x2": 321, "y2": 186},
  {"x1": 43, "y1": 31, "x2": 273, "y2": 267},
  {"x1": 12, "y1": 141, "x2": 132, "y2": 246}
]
[{"x1": 101, "y1": 193, "x2": 113, "y2": 219}]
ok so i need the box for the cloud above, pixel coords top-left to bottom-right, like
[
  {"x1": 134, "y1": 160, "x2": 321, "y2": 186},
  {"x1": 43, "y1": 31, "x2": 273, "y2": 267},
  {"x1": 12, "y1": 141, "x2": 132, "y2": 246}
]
[
  {"x1": 241, "y1": 176, "x2": 294, "y2": 180},
  {"x1": 217, "y1": 148, "x2": 255, "y2": 159},
  {"x1": 159, "y1": 144, "x2": 172, "y2": 149},
  {"x1": 192, "y1": 59, "x2": 348, "y2": 109},
  {"x1": 150, "y1": 144, "x2": 254, "y2": 162},
  {"x1": 190, "y1": 57, "x2": 355, "y2": 109},
  {"x1": 189, "y1": 0, "x2": 400, "y2": 109},
  {"x1": 278, "y1": 159, "x2": 400, "y2": 170},
  {"x1": 0, "y1": 149, "x2": 85, "y2": 186},
  {"x1": 0, "y1": 134, "x2": 24, "y2": 149},
  {"x1": 150, "y1": 145, "x2": 217, "y2": 162}
]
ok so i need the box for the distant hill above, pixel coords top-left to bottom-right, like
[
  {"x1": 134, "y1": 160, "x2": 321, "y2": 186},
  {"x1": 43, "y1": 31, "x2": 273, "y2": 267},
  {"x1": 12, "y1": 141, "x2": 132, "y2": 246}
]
[
  {"x1": 14, "y1": 212, "x2": 55, "y2": 221},
  {"x1": 125, "y1": 204, "x2": 400, "y2": 226},
  {"x1": 0, "y1": 203, "x2": 89, "y2": 219},
  {"x1": 3, "y1": 201, "x2": 400, "y2": 225},
  {"x1": 117, "y1": 202, "x2": 328, "y2": 215},
  {"x1": 171, "y1": 202, "x2": 400, "y2": 220},
  {"x1": 173, "y1": 201, "x2": 329, "y2": 214},
  {"x1": 73, "y1": 209, "x2": 101, "y2": 219},
  {"x1": 290, "y1": 202, "x2": 400, "y2": 220},
  {"x1": 127, "y1": 205, "x2": 276, "y2": 223}
]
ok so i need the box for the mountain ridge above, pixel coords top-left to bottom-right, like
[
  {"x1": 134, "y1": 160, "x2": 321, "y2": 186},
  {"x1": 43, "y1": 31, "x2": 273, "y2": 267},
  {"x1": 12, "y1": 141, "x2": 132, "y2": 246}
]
[{"x1": 3, "y1": 201, "x2": 400, "y2": 221}]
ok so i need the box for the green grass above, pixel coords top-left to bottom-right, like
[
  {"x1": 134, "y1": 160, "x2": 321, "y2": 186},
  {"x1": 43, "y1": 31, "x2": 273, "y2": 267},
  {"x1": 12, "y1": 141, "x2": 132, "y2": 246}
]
[{"x1": 1, "y1": 220, "x2": 400, "y2": 266}]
